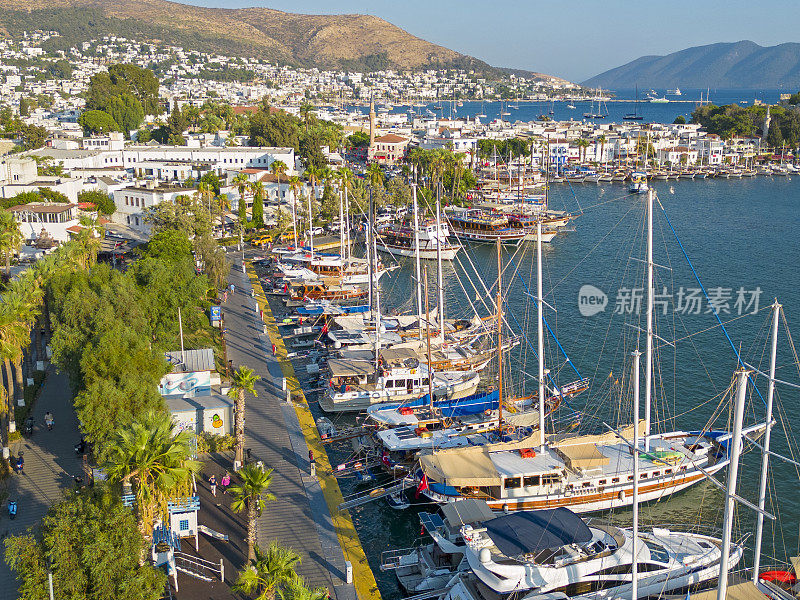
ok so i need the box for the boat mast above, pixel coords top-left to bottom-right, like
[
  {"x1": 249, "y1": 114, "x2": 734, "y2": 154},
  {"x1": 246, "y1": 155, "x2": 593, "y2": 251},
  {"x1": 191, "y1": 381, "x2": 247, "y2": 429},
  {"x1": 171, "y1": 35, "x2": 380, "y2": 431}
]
[
  {"x1": 631, "y1": 348, "x2": 641, "y2": 600},
  {"x1": 291, "y1": 186, "x2": 299, "y2": 249},
  {"x1": 338, "y1": 189, "x2": 345, "y2": 259},
  {"x1": 374, "y1": 199, "x2": 382, "y2": 376},
  {"x1": 307, "y1": 187, "x2": 315, "y2": 259},
  {"x1": 424, "y1": 265, "x2": 434, "y2": 411},
  {"x1": 412, "y1": 180, "x2": 424, "y2": 341},
  {"x1": 367, "y1": 187, "x2": 374, "y2": 313},
  {"x1": 752, "y1": 300, "x2": 781, "y2": 580},
  {"x1": 717, "y1": 369, "x2": 749, "y2": 600},
  {"x1": 496, "y1": 238, "x2": 503, "y2": 429},
  {"x1": 644, "y1": 187, "x2": 654, "y2": 451},
  {"x1": 344, "y1": 183, "x2": 351, "y2": 262},
  {"x1": 436, "y1": 182, "x2": 445, "y2": 345},
  {"x1": 537, "y1": 206, "x2": 546, "y2": 452}
]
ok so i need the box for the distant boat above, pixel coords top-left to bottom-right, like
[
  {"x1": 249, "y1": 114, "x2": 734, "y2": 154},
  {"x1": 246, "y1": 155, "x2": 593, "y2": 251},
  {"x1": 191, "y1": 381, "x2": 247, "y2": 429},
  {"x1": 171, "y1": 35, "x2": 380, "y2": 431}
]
[
  {"x1": 667, "y1": 87, "x2": 682, "y2": 95},
  {"x1": 649, "y1": 96, "x2": 669, "y2": 103},
  {"x1": 566, "y1": 103, "x2": 576, "y2": 109},
  {"x1": 624, "y1": 85, "x2": 644, "y2": 120}
]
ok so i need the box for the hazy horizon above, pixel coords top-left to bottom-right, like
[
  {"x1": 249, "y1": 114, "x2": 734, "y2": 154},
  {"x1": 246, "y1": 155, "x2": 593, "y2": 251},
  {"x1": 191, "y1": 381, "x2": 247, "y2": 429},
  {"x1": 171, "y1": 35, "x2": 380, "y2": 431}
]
[{"x1": 178, "y1": 0, "x2": 800, "y2": 82}]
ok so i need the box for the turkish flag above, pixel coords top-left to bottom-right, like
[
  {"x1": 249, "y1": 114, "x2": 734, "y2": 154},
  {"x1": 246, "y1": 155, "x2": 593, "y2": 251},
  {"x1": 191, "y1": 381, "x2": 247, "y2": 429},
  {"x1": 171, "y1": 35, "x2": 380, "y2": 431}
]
[{"x1": 416, "y1": 474, "x2": 429, "y2": 499}]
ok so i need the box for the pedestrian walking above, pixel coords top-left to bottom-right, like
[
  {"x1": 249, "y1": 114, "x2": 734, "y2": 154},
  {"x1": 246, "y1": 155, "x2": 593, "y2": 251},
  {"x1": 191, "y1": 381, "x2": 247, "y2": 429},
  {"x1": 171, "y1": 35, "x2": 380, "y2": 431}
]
[
  {"x1": 44, "y1": 411, "x2": 54, "y2": 431},
  {"x1": 221, "y1": 471, "x2": 231, "y2": 494},
  {"x1": 14, "y1": 453, "x2": 24, "y2": 475},
  {"x1": 272, "y1": 343, "x2": 277, "y2": 356},
  {"x1": 209, "y1": 474, "x2": 217, "y2": 497},
  {"x1": 308, "y1": 449, "x2": 316, "y2": 477}
]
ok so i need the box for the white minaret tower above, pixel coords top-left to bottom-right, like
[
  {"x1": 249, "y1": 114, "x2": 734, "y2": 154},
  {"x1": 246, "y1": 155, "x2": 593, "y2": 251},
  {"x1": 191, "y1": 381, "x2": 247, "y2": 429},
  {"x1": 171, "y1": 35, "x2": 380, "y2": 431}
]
[{"x1": 762, "y1": 105, "x2": 772, "y2": 144}]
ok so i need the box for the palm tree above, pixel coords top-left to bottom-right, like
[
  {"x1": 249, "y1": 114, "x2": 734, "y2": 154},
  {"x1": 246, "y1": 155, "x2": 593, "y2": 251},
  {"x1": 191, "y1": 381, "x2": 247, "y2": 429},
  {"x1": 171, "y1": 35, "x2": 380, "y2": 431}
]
[
  {"x1": 287, "y1": 176, "x2": 302, "y2": 245},
  {"x1": 366, "y1": 162, "x2": 384, "y2": 189},
  {"x1": 217, "y1": 193, "x2": 230, "y2": 235},
  {"x1": 234, "y1": 172, "x2": 250, "y2": 226},
  {"x1": 234, "y1": 542, "x2": 299, "y2": 600},
  {"x1": 227, "y1": 365, "x2": 260, "y2": 467},
  {"x1": 576, "y1": 138, "x2": 590, "y2": 163},
  {"x1": 278, "y1": 577, "x2": 329, "y2": 600},
  {"x1": 104, "y1": 409, "x2": 202, "y2": 542},
  {"x1": 0, "y1": 209, "x2": 22, "y2": 276},
  {"x1": 270, "y1": 160, "x2": 288, "y2": 205},
  {"x1": 597, "y1": 135, "x2": 607, "y2": 167},
  {"x1": 230, "y1": 465, "x2": 277, "y2": 562},
  {"x1": 298, "y1": 103, "x2": 316, "y2": 132},
  {"x1": 304, "y1": 164, "x2": 320, "y2": 203}
]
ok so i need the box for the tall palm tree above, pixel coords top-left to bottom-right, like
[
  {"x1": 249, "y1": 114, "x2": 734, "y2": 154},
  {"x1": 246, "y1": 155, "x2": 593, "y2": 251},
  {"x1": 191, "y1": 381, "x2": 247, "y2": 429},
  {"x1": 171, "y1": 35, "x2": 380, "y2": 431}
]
[
  {"x1": 278, "y1": 577, "x2": 329, "y2": 600},
  {"x1": 234, "y1": 542, "x2": 299, "y2": 600},
  {"x1": 366, "y1": 162, "x2": 384, "y2": 189},
  {"x1": 234, "y1": 172, "x2": 250, "y2": 225},
  {"x1": 298, "y1": 103, "x2": 316, "y2": 132},
  {"x1": 230, "y1": 464, "x2": 277, "y2": 562},
  {"x1": 597, "y1": 135, "x2": 607, "y2": 167},
  {"x1": 227, "y1": 365, "x2": 260, "y2": 467},
  {"x1": 270, "y1": 160, "x2": 288, "y2": 205},
  {"x1": 0, "y1": 209, "x2": 23, "y2": 276},
  {"x1": 287, "y1": 175, "x2": 302, "y2": 245},
  {"x1": 104, "y1": 409, "x2": 202, "y2": 541},
  {"x1": 304, "y1": 164, "x2": 320, "y2": 203}
]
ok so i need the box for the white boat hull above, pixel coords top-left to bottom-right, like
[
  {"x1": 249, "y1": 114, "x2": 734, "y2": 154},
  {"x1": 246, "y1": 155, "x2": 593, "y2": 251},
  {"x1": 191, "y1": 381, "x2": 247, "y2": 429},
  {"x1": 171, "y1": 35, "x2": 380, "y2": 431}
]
[{"x1": 376, "y1": 241, "x2": 461, "y2": 261}]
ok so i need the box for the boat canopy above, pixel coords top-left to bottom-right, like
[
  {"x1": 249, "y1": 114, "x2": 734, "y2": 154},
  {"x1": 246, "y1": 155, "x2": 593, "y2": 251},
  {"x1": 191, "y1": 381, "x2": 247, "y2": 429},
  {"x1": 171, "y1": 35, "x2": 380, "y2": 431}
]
[
  {"x1": 421, "y1": 445, "x2": 501, "y2": 487},
  {"x1": 327, "y1": 358, "x2": 373, "y2": 378},
  {"x1": 441, "y1": 498, "x2": 495, "y2": 528},
  {"x1": 554, "y1": 444, "x2": 609, "y2": 471},
  {"x1": 484, "y1": 508, "x2": 592, "y2": 557}
]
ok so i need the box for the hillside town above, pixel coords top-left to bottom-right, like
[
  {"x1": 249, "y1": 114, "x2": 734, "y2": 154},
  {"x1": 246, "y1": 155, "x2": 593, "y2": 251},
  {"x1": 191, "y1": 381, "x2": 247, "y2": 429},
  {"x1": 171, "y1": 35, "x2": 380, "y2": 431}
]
[{"x1": 2, "y1": 18, "x2": 800, "y2": 600}]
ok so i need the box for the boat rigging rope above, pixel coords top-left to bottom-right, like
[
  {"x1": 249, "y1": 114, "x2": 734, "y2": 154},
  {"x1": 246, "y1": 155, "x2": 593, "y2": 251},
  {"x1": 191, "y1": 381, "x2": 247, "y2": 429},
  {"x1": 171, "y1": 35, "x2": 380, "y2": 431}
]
[{"x1": 657, "y1": 195, "x2": 767, "y2": 407}]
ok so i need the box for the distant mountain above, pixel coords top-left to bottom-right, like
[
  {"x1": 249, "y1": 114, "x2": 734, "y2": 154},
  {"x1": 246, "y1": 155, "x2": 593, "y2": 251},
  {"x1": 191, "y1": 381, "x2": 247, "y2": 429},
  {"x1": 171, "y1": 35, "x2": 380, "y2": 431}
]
[
  {"x1": 584, "y1": 41, "x2": 800, "y2": 89},
  {"x1": 0, "y1": 0, "x2": 563, "y2": 80}
]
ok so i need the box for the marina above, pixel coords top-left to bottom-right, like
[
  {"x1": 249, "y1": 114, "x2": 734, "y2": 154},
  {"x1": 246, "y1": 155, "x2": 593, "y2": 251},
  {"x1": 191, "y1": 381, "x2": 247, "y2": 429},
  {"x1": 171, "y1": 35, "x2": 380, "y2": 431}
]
[{"x1": 255, "y1": 174, "x2": 800, "y2": 600}]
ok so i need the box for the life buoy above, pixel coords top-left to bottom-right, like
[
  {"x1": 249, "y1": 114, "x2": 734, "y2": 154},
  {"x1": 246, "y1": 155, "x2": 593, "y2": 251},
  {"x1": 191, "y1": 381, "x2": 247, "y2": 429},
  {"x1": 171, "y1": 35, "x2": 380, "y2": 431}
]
[{"x1": 618, "y1": 490, "x2": 626, "y2": 502}]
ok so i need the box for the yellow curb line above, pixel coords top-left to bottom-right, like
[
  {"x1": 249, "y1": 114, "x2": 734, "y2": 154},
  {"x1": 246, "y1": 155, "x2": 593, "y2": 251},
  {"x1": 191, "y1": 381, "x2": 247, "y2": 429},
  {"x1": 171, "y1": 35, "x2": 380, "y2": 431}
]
[{"x1": 247, "y1": 264, "x2": 382, "y2": 600}]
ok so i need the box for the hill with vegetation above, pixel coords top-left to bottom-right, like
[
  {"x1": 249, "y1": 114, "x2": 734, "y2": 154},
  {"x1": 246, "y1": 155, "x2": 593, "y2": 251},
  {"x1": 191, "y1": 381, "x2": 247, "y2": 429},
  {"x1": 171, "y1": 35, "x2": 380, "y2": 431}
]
[
  {"x1": 584, "y1": 41, "x2": 800, "y2": 89},
  {"x1": 0, "y1": 0, "x2": 558, "y2": 78}
]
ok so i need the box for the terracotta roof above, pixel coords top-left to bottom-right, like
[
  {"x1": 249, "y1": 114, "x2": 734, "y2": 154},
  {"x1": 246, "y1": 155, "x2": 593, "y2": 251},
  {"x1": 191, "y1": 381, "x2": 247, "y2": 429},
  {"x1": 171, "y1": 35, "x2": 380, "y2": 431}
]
[
  {"x1": 66, "y1": 225, "x2": 85, "y2": 234},
  {"x1": 373, "y1": 134, "x2": 408, "y2": 144}
]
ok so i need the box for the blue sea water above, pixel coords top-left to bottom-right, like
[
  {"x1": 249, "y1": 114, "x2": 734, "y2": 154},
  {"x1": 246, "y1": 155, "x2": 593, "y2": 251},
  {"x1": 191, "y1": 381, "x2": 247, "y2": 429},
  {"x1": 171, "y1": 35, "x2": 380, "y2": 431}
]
[
  {"x1": 304, "y1": 174, "x2": 800, "y2": 599},
  {"x1": 355, "y1": 89, "x2": 788, "y2": 125}
]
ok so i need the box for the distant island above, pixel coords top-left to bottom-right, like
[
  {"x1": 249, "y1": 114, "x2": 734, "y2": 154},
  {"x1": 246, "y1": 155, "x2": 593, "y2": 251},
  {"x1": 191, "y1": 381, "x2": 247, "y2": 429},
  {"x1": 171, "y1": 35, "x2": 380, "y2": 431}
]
[{"x1": 584, "y1": 41, "x2": 800, "y2": 89}]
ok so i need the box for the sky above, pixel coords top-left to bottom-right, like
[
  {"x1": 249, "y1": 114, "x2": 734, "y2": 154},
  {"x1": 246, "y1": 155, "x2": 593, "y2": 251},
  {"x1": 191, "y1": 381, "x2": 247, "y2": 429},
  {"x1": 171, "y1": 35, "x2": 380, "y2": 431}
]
[{"x1": 180, "y1": 0, "x2": 800, "y2": 82}]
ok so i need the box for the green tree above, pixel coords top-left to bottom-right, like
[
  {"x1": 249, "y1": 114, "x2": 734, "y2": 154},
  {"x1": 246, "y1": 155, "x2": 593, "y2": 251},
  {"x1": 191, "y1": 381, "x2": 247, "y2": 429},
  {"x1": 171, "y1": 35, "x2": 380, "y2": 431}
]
[
  {"x1": 347, "y1": 131, "x2": 370, "y2": 148},
  {"x1": 4, "y1": 489, "x2": 166, "y2": 600},
  {"x1": 673, "y1": 115, "x2": 687, "y2": 125},
  {"x1": 86, "y1": 64, "x2": 160, "y2": 116},
  {"x1": 250, "y1": 181, "x2": 265, "y2": 229},
  {"x1": 104, "y1": 409, "x2": 202, "y2": 541},
  {"x1": 767, "y1": 121, "x2": 784, "y2": 150},
  {"x1": 234, "y1": 541, "x2": 298, "y2": 600},
  {"x1": 107, "y1": 92, "x2": 145, "y2": 135},
  {"x1": 0, "y1": 209, "x2": 23, "y2": 275},
  {"x1": 77, "y1": 189, "x2": 116, "y2": 215},
  {"x1": 145, "y1": 228, "x2": 193, "y2": 263},
  {"x1": 228, "y1": 365, "x2": 260, "y2": 467},
  {"x1": 78, "y1": 110, "x2": 118, "y2": 135},
  {"x1": 279, "y1": 577, "x2": 330, "y2": 600}
]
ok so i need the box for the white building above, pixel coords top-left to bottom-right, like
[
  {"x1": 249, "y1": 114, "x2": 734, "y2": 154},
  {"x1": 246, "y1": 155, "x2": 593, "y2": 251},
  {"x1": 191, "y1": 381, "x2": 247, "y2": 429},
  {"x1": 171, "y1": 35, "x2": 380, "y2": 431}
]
[
  {"x1": 8, "y1": 202, "x2": 83, "y2": 243},
  {"x1": 112, "y1": 182, "x2": 195, "y2": 233}
]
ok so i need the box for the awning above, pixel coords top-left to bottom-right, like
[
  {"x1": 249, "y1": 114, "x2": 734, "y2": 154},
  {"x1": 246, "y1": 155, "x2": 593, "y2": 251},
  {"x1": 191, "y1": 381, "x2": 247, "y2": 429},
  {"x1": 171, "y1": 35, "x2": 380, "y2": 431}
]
[
  {"x1": 441, "y1": 499, "x2": 495, "y2": 528},
  {"x1": 484, "y1": 508, "x2": 592, "y2": 557},
  {"x1": 327, "y1": 358, "x2": 373, "y2": 377},
  {"x1": 420, "y1": 446, "x2": 501, "y2": 487},
  {"x1": 555, "y1": 444, "x2": 609, "y2": 471}
]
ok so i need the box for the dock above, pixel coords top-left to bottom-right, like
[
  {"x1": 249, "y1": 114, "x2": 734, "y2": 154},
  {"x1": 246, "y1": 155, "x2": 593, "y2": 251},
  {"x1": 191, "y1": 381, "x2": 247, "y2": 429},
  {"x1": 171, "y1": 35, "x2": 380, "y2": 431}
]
[{"x1": 225, "y1": 251, "x2": 380, "y2": 600}]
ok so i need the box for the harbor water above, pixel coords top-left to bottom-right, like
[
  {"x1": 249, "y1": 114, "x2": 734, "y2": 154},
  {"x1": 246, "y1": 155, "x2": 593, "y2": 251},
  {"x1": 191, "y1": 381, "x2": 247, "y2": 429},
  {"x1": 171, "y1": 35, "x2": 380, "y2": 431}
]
[{"x1": 295, "y1": 175, "x2": 800, "y2": 599}]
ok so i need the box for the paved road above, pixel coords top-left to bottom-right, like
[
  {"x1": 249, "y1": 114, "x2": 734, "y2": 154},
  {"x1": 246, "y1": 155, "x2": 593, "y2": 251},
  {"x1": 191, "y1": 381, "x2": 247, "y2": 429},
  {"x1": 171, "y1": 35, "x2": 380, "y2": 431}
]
[
  {"x1": 0, "y1": 367, "x2": 82, "y2": 600},
  {"x1": 224, "y1": 253, "x2": 356, "y2": 600}
]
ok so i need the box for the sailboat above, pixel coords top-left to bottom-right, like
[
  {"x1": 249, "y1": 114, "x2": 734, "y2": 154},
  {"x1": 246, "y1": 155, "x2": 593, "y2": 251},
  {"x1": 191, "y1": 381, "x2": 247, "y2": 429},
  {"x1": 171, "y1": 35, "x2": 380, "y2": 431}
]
[
  {"x1": 415, "y1": 189, "x2": 767, "y2": 513},
  {"x1": 624, "y1": 85, "x2": 644, "y2": 121}
]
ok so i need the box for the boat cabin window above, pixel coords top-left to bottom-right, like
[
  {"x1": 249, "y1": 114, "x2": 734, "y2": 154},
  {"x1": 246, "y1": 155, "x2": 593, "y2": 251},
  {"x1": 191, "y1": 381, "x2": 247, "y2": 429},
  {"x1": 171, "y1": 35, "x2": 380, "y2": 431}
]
[
  {"x1": 665, "y1": 468, "x2": 673, "y2": 474},
  {"x1": 643, "y1": 540, "x2": 670, "y2": 563},
  {"x1": 653, "y1": 471, "x2": 661, "y2": 477},
  {"x1": 422, "y1": 378, "x2": 430, "y2": 386},
  {"x1": 504, "y1": 477, "x2": 521, "y2": 489},
  {"x1": 385, "y1": 379, "x2": 395, "y2": 388},
  {"x1": 640, "y1": 472, "x2": 647, "y2": 479},
  {"x1": 581, "y1": 482, "x2": 592, "y2": 488},
  {"x1": 611, "y1": 477, "x2": 619, "y2": 484},
  {"x1": 523, "y1": 475, "x2": 540, "y2": 487},
  {"x1": 541, "y1": 473, "x2": 560, "y2": 485},
  {"x1": 598, "y1": 479, "x2": 607, "y2": 485},
  {"x1": 627, "y1": 475, "x2": 634, "y2": 481}
]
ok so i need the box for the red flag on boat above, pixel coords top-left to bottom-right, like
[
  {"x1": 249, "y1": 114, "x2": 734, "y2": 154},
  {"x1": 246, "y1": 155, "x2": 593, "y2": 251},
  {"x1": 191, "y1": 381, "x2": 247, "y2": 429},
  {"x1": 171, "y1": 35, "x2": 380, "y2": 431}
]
[{"x1": 416, "y1": 474, "x2": 429, "y2": 499}]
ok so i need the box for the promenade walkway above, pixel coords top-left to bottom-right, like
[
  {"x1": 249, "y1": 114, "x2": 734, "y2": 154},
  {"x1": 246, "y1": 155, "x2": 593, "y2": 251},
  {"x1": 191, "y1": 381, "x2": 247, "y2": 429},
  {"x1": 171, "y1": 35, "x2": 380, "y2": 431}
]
[
  {"x1": 0, "y1": 367, "x2": 82, "y2": 600},
  {"x1": 223, "y1": 252, "x2": 360, "y2": 600}
]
